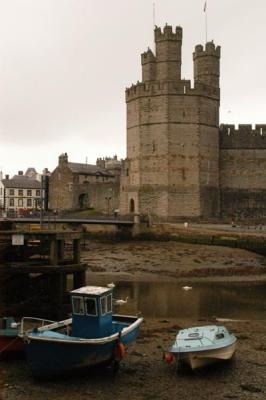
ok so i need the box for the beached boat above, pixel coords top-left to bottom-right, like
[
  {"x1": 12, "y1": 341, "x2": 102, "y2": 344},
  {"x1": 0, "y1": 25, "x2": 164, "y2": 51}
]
[
  {"x1": 20, "y1": 286, "x2": 143, "y2": 377},
  {"x1": 0, "y1": 317, "x2": 24, "y2": 356},
  {"x1": 165, "y1": 325, "x2": 237, "y2": 370}
]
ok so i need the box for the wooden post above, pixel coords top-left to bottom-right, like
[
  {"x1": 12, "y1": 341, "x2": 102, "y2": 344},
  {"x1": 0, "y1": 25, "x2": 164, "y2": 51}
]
[
  {"x1": 73, "y1": 271, "x2": 85, "y2": 289},
  {"x1": 57, "y1": 240, "x2": 65, "y2": 262},
  {"x1": 73, "y1": 239, "x2": 81, "y2": 264},
  {"x1": 50, "y1": 239, "x2": 58, "y2": 266}
]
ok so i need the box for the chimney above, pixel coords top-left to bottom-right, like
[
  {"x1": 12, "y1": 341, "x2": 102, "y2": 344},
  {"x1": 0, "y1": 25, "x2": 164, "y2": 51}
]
[
  {"x1": 18, "y1": 171, "x2": 23, "y2": 175},
  {"x1": 59, "y1": 153, "x2": 68, "y2": 167},
  {"x1": 5, "y1": 175, "x2": 9, "y2": 180}
]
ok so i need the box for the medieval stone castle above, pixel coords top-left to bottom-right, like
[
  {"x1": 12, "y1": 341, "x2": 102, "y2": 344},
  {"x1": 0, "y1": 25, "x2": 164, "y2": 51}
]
[{"x1": 49, "y1": 25, "x2": 266, "y2": 221}]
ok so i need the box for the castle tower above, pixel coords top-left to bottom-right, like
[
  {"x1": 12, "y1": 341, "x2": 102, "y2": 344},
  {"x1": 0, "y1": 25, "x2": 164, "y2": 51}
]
[
  {"x1": 120, "y1": 25, "x2": 221, "y2": 220},
  {"x1": 193, "y1": 42, "x2": 220, "y2": 87}
]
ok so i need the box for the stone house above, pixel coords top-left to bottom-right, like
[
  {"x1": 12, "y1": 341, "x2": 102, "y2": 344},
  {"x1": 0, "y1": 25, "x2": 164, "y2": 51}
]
[{"x1": 49, "y1": 153, "x2": 120, "y2": 214}]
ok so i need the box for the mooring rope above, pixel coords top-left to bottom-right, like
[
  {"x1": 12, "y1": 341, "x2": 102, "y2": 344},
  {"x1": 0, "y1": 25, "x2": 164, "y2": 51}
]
[{"x1": 0, "y1": 336, "x2": 20, "y2": 356}]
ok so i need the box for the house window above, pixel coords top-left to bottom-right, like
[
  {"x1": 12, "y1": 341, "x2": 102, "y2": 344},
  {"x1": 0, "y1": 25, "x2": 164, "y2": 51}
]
[
  {"x1": 27, "y1": 199, "x2": 32, "y2": 207},
  {"x1": 36, "y1": 190, "x2": 40, "y2": 196},
  {"x1": 35, "y1": 198, "x2": 41, "y2": 208},
  {"x1": 18, "y1": 199, "x2": 23, "y2": 207},
  {"x1": 9, "y1": 189, "x2": 14, "y2": 195},
  {"x1": 18, "y1": 189, "x2": 23, "y2": 196},
  {"x1": 9, "y1": 198, "x2": 14, "y2": 206},
  {"x1": 27, "y1": 189, "x2": 32, "y2": 196}
]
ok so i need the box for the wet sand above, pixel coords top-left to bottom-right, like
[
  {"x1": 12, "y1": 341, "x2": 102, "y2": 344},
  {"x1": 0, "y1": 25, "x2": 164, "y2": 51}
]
[{"x1": 1, "y1": 240, "x2": 266, "y2": 399}]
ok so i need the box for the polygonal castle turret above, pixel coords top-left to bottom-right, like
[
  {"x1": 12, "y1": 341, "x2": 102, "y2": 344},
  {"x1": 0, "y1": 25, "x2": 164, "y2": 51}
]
[
  {"x1": 127, "y1": 24, "x2": 220, "y2": 102},
  {"x1": 141, "y1": 25, "x2": 183, "y2": 82},
  {"x1": 193, "y1": 42, "x2": 221, "y2": 88},
  {"x1": 121, "y1": 24, "x2": 221, "y2": 220}
]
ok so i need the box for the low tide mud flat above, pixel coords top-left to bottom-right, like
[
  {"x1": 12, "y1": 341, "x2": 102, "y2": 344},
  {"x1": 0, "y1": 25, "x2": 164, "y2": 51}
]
[
  {"x1": 83, "y1": 240, "x2": 266, "y2": 282},
  {"x1": 1, "y1": 240, "x2": 266, "y2": 400}
]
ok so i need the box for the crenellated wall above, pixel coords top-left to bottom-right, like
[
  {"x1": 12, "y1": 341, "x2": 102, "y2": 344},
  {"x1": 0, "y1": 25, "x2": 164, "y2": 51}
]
[
  {"x1": 219, "y1": 124, "x2": 266, "y2": 220},
  {"x1": 220, "y1": 124, "x2": 266, "y2": 149}
]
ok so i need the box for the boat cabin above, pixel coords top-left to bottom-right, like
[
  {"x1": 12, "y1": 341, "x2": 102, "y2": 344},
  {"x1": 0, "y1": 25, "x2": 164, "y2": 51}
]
[{"x1": 70, "y1": 286, "x2": 113, "y2": 339}]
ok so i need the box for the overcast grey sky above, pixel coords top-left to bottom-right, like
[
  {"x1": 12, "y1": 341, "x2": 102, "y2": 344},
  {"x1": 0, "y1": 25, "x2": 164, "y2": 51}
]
[{"x1": 0, "y1": 0, "x2": 265, "y2": 176}]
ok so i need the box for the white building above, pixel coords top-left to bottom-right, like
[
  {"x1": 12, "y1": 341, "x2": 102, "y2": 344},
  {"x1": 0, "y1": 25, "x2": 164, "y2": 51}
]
[{"x1": 0, "y1": 171, "x2": 44, "y2": 216}]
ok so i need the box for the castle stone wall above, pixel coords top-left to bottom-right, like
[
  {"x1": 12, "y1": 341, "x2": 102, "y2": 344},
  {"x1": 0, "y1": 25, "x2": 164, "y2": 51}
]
[
  {"x1": 220, "y1": 125, "x2": 266, "y2": 219},
  {"x1": 220, "y1": 125, "x2": 266, "y2": 149}
]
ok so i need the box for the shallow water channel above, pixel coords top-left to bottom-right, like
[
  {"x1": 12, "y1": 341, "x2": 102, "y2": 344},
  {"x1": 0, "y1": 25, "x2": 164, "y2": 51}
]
[{"x1": 93, "y1": 280, "x2": 266, "y2": 321}]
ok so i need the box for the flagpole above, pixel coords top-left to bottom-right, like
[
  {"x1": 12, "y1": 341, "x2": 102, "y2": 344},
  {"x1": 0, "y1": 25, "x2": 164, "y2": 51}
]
[
  {"x1": 153, "y1": 2, "x2": 156, "y2": 52},
  {"x1": 205, "y1": 1, "x2": 208, "y2": 43}
]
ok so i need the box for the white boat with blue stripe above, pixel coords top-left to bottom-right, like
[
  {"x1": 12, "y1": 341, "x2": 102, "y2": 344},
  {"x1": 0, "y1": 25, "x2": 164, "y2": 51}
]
[{"x1": 20, "y1": 286, "x2": 143, "y2": 377}]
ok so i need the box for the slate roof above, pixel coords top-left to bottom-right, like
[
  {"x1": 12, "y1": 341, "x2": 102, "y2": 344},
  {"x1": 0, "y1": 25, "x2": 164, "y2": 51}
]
[
  {"x1": 1, "y1": 176, "x2": 41, "y2": 189},
  {"x1": 68, "y1": 162, "x2": 113, "y2": 177}
]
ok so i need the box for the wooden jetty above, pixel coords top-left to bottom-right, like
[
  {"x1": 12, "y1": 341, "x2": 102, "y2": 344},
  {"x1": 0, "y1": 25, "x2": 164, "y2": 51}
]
[{"x1": 0, "y1": 220, "x2": 87, "y2": 319}]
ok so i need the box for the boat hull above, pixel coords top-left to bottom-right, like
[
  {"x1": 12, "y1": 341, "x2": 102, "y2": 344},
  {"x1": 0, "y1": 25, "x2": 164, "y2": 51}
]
[
  {"x1": 174, "y1": 341, "x2": 236, "y2": 370},
  {"x1": 24, "y1": 316, "x2": 143, "y2": 377}
]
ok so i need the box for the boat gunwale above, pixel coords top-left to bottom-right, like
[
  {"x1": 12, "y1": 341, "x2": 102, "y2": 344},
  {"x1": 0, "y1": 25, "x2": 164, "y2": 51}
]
[
  {"x1": 170, "y1": 336, "x2": 237, "y2": 354},
  {"x1": 20, "y1": 316, "x2": 144, "y2": 345}
]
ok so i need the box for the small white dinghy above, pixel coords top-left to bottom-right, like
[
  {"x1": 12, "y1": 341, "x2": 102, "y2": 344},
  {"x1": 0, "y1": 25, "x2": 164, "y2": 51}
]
[{"x1": 165, "y1": 325, "x2": 237, "y2": 370}]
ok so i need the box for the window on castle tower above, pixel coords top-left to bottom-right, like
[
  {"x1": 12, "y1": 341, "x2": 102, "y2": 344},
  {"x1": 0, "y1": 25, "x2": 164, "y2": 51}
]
[{"x1": 130, "y1": 199, "x2": 135, "y2": 213}]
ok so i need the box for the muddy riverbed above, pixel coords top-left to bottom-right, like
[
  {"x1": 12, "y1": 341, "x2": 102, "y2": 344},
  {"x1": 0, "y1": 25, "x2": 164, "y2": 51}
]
[{"x1": 1, "y1": 240, "x2": 266, "y2": 400}]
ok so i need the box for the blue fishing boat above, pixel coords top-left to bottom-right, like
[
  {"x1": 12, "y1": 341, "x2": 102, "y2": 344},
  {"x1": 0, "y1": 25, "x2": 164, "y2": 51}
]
[
  {"x1": 164, "y1": 325, "x2": 237, "y2": 370},
  {"x1": 20, "y1": 286, "x2": 143, "y2": 377}
]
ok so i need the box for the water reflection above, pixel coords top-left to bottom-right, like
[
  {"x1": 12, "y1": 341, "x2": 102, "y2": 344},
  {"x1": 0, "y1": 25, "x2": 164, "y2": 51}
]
[
  {"x1": 104, "y1": 281, "x2": 266, "y2": 321},
  {"x1": 1, "y1": 267, "x2": 265, "y2": 321}
]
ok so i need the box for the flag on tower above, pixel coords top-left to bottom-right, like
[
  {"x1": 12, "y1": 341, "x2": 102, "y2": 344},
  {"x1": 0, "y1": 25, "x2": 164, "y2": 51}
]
[{"x1": 204, "y1": 1, "x2": 207, "y2": 12}]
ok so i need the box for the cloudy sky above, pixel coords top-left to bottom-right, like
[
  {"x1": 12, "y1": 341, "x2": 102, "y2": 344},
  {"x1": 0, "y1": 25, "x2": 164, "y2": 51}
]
[{"x1": 0, "y1": 0, "x2": 265, "y2": 176}]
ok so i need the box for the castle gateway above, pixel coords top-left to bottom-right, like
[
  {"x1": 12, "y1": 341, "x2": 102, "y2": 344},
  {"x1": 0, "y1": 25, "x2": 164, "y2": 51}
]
[{"x1": 120, "y1": 25, "x2": 266, "y2": 221}]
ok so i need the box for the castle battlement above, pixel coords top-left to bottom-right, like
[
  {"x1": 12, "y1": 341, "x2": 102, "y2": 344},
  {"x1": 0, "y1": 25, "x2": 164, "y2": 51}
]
[
  {"x1": 125, "y1": 80, "x2": 220, "y2": 102},
  {"x1": 141, "y1": 48, "x2": 156, "y2": 65},
  {"x1": 193, "y1": 42, "x2": 221, "y2": 59},
  {"x1": 154, "y1": 25, "x2": 182, "y2": 42},
  {"x1": 220, "y1": 124, "x2": 266, "y2": 149}
]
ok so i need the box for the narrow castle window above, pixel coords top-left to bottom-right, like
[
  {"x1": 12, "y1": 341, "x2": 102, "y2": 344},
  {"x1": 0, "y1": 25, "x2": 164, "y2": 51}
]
[
  {"x1": 152, "y1": 140, "x2": 156, "y2": 152},
  {"x1": 130, "y1": 199, "x2": 135, "y2": 213},
  {"x1": 227, "y1": 128, "x2": 231, "y2": 135},
  {"x1": 260, "y1": 128, "x2": 263, "y2": 135}
]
